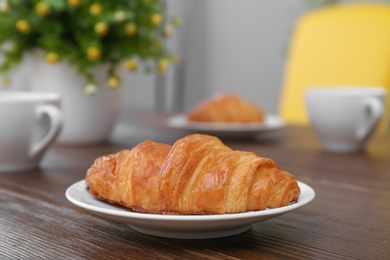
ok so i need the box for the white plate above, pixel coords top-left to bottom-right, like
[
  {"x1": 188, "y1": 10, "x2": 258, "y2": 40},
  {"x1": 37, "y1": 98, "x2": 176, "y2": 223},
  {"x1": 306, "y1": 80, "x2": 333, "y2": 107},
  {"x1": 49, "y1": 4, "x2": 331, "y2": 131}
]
[
  {"x1": 66, "y1": 180, "x2": 315, "y2": 239},
  {"x1": 167, "y1": 114, "x2": 286, "y2": 137}
]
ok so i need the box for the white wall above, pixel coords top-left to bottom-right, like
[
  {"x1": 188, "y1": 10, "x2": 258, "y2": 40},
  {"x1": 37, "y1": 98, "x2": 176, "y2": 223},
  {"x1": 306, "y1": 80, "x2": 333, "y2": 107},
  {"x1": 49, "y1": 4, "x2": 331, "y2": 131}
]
[{"x1": 120, "y1": 1, "x2": 308, "y2": 115}]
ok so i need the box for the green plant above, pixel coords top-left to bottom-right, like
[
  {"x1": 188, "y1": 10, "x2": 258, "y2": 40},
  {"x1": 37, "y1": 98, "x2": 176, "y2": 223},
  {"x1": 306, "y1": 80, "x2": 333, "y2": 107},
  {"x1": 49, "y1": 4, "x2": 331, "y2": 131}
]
[{"x1": 0, "y1": 0, "x2": 181, "y2": 94}]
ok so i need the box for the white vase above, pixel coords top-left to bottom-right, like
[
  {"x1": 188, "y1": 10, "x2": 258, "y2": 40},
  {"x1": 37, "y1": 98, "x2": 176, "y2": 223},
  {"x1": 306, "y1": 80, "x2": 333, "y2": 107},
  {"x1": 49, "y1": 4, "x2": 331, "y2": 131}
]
[{"x1": 28, "y1": 52, "x2": 122, "y2": 145}]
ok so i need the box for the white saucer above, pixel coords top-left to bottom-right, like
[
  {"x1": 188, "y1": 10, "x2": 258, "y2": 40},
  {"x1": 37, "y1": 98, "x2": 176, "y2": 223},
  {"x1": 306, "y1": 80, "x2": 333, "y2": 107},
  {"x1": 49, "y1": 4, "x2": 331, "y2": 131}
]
[
  {"x1": 167, "y1": 114, "x2": 286, "y2": 138},
  {"x1": 66, "y1": 180, "x2": 315, "y2": 239}
]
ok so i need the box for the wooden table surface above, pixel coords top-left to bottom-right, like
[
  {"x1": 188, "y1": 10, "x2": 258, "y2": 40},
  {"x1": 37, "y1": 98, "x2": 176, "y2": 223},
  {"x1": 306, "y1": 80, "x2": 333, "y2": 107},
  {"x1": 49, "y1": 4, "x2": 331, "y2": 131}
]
[{"x1": 1, "y1": 110, "x2": 390, "y2": 259}]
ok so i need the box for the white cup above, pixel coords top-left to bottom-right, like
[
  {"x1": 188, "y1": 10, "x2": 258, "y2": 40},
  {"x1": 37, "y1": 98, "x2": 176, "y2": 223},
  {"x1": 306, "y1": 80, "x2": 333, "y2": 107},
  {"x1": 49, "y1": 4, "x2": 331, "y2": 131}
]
[
  {"x1": 305, "y1": 87, "x2": 386, "y2": 152},
  {"x1": 0, "y1": 91, "x2": 62, "y2": 172}
]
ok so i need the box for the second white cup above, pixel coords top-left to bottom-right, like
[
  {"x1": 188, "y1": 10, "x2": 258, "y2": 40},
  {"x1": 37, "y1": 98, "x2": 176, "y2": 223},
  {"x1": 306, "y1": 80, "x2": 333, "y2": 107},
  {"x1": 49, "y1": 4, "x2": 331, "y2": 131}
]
[
  {"x1": 305, "y1": 87, "x2": 386, "y2": 152},
  {"x1": 0, "y1": 91, "x2": 62, "y2": 172}
]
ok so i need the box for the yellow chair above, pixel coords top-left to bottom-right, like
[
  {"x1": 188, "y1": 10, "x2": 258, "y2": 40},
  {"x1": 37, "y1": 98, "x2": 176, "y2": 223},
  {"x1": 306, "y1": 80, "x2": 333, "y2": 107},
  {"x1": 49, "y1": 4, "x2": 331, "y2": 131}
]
[{"x1": 279, "y1": 3, "x2": 390, "y2": 131}]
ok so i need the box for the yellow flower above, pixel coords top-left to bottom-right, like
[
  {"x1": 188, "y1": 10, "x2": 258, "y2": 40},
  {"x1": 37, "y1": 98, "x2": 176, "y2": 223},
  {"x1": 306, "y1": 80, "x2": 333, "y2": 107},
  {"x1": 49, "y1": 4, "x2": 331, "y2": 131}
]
[
  {"x1": 157, "y1": 58, "x2": 169, "y2": 74},
  {"x1": 84, "y1": 83, "x2": 97, "y2": 95},
  {"x1": 90, "y1": 3, "x2": 102, "y2": 16},
  {"x1": 36, "y1": 2, "x2": 50, "y2": 16},
  {"x1": 45, "y1": 52, "x2": 59, "y2": 64},
  {"x1": 95, "y1": 22, "x2": 109, "y2": 36},
  {"x1": 124, "y1": 23, "x2": 137, "y2": 36},
  {"x1": 107, "y1": 76, "x2": 121, "y2": 89},
  {"x1": 125, "y1": 59, "x2": 138, "y2": 71},
  {"x1": 154, "y1": 39, "x2": 162, "y2": 48},
  {"x1": 68, "y1": 0, "x2": 80, "y2": 7},
  {"x1": 2, "y1": 75, "x2": 10, "y2": 86},
  {"x1": 172, "y1": 16, "x2": 182, "y2": 27},
  {"x1": 171, "y1": 54, "x2": 180, "y2": 64},
  {"x1": 163, "y1": 25, "x2": 173, "y2": 37},
  {"x1": 151, "y1": 13, "x2": 162, "y2": 26},
  {"x1": 87, "y1": 47, "x2": 101, "y2": 60},
  {"x1": 15, "y1": 20, "x2": 30, "y2": 33}
]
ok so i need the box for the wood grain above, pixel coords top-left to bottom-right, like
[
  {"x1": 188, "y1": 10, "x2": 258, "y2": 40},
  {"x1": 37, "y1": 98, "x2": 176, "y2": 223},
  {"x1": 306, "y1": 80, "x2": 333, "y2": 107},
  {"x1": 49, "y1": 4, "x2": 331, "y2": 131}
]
[{"x1": 1, "y1": 110, "x2": 389, "y2": 259}]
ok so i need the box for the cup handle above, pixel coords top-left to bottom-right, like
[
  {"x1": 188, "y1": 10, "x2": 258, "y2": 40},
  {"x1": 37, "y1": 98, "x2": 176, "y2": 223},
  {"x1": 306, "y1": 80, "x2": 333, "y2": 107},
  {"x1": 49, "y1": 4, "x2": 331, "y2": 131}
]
[
  {"x1": 356, "y1": 97, "x2": 383, "y2": 140},
  {"x1": 29, "y1": 104, "x2": 62, "y2": 158}
]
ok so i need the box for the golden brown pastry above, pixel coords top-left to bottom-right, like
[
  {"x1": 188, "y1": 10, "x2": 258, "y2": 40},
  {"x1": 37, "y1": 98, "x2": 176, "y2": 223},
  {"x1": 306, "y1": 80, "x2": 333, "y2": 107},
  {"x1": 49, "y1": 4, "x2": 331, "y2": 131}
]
[
  {"x1": 86, "y1": 140, "x2": 171, "y2": 213},
  {"x1": 186, "y1": 93, "x2": 265, "y2": 123},
  {"x1": 86, "y1": 134, "x2": 300, "y2": 215}
]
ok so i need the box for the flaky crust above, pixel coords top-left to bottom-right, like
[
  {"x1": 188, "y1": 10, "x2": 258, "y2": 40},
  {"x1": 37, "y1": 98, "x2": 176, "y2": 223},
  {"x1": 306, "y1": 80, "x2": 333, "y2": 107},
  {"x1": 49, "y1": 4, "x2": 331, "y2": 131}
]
[
  {"x1": 186, "y1": 93, "x2": 265, "y2": 123},
  {"x1": 86, "y1": 134, "x2": 300, "y2": 215},
  {"x1": 86, "y1": 140, "x2": 171, "y2": 213}
]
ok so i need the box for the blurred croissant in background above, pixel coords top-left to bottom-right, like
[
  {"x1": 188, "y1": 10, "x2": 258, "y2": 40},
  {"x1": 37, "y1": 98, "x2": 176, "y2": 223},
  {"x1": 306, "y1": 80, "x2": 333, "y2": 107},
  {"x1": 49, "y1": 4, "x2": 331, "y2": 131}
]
[
  {"x1": 86, "y1": 134, "x2": 300, "y2": 215},
  {"x1": 186, "y1": 93, "x2": 265, "y2": 123}
]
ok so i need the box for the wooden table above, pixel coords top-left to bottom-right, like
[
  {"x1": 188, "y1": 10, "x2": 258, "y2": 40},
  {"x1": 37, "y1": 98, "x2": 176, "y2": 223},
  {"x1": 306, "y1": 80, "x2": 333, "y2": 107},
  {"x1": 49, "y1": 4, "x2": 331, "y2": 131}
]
[{"x1": 1, "y1": 110, "x2": 390, "y2": 259}]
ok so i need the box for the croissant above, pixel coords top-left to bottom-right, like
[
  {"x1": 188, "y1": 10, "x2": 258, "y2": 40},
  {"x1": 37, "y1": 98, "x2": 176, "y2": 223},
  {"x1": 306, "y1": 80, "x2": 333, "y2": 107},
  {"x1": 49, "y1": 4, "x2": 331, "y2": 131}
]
[
  {"x1": 86, "y1": 134, "x2": 300, "y2": 215},
  {"x1": 186, "y1": 93, "x2": 265, "y2": 123},
  {"x1": 86, "y1": 140, "x2": 171, "y2": 214}
]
